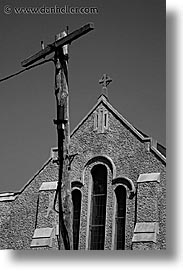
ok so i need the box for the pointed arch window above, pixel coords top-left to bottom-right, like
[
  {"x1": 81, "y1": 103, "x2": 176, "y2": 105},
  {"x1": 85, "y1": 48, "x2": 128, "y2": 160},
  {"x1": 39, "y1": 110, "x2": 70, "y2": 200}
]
[
  {"x1": 90, "y1": 164, "x2": 107, "y2": 250},
  {"x1": 115, "y1": 185, "x2": 126, "y2": 250},
  {"x1": 72, "y1": 189, "x2": 82, "y2": 250}
]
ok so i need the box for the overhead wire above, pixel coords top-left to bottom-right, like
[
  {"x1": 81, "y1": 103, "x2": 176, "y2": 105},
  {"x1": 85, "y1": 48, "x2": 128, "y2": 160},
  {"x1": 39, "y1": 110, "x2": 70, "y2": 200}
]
[{"x1": 0, "y1": 58, "x2": 53, "y2": 83}]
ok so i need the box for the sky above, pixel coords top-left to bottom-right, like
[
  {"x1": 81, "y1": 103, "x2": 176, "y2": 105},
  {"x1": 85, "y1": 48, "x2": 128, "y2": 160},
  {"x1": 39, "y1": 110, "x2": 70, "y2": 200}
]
[{"x1": 0, "y1": 0, "x2": 165, "y2": 193}]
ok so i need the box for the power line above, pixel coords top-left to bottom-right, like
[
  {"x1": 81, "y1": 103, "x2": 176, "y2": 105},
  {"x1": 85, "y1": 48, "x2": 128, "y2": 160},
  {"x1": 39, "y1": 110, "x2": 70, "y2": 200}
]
[{"x1": 0, "y1": 58, "x2": 53, "y2": 83}]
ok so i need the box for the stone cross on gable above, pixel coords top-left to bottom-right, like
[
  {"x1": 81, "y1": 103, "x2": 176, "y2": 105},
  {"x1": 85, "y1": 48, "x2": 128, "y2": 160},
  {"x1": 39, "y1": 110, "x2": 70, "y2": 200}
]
[{"x1": 99, "y1": 74, "x2": 112, "y2": 99}]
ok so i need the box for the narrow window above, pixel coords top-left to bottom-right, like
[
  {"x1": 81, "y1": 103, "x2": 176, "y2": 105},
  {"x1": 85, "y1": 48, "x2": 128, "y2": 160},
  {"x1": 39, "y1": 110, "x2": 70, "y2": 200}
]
[
  {"x1": 104, "y1": 113, "x2": 107, "y2": 127},
  {"x1": 94, "y1": 111, "x2": 99, "y2": 131},
  {"x1": 103, "y1": 111, "x2": 108, "y2": 130},
  {"x1": 94, "y1": 108, "x2": 108, "y2": 132},
  {"x1": 99, "y1": 109, "x2": 103, "y2": 132},
  {"x1": 96, "y1": 113, "x2": 98, "y2": 128},
  {"x1": 90, "y1": 164, "x2": 107, "y2": 250},
  {"x1": 115, "y1": 185, "x2": 126, "y2": 250},
  {"x1": 72, "y1": 189, "x2": 82, "y2": 250}
]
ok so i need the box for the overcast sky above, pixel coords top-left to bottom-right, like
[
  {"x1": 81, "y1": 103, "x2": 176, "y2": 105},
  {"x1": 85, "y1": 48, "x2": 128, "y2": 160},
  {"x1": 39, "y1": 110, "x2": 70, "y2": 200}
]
[{"x1": 0, "y1": 0, "x2": 165, "y2": 192}]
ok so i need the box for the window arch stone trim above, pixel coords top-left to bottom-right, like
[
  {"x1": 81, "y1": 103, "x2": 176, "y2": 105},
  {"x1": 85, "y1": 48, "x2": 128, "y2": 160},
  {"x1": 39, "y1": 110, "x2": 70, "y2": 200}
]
[
  {"x1": 112, "y1": 177, "x2": 136, "y2": 199},
  {"x1": 71, "y1": 181, "x2": 83, "y2": 189},
  {"x1": 83, "y1": 155, "x2": 116, "y2": 184}
]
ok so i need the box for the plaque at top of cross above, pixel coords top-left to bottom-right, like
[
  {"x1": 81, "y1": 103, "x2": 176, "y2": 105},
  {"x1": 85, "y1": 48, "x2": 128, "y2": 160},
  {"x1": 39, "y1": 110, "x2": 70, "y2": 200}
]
[{"x1": 99, "y1": 74, "x2": 112, "y2": 98}]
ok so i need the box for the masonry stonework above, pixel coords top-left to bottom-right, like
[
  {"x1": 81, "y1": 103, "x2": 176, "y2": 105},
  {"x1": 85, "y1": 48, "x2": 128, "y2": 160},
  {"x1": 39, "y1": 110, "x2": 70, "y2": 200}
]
[{"x1": 0, "y1": 95, "x2": 166, "y2": 250}]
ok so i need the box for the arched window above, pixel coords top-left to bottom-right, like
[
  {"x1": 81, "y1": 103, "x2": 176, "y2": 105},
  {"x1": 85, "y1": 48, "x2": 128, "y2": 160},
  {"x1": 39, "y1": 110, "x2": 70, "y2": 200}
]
[
  {"x1": 115, "y1": 185, "x2": 126, "y2": 250},
  {"x1": 72, "y1": 189, "x2": 82, "y2": 250},
  {"x1": 90, "y1": 164, "x2": 107, "y2": 250}
]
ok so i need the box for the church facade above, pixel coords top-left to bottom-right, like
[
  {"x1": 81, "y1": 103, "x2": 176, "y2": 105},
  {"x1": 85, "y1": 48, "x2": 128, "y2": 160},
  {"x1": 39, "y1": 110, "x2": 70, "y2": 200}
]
[{"x1": 0, "y1": 82, "x2": 166, "y2": 250}]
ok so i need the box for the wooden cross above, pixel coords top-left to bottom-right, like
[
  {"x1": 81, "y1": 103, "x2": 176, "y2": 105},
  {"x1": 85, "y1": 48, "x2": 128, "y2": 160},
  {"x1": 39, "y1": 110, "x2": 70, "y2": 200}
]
[
  {"x1": 99, "y1": 74, "x2": 112, "y2": 98},
  {"x1": 21, "y1": 23, "x2": 94, "y2": 251},
  {"x1": 21, "y1": 23, "x2": 94, "y2": 67}
]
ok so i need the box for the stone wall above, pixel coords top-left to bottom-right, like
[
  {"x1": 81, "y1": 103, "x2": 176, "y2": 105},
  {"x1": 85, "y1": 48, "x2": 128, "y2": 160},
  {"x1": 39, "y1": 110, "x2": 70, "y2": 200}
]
[
  {"x1": 69, "y1": 101, "x2": 166, "y2": 250},
  {"x1": 0, "y1": 99, "x2": 166, "y2": 250},
  {"x1": 0, "y1": 159, "x2": 59, "y2": 249}
]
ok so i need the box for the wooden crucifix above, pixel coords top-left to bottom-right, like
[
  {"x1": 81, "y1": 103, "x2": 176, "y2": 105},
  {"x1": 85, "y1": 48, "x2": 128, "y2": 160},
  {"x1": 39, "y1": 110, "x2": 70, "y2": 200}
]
[{"x1": 21, "y1": 23, "x2": 94, "y2": 250}]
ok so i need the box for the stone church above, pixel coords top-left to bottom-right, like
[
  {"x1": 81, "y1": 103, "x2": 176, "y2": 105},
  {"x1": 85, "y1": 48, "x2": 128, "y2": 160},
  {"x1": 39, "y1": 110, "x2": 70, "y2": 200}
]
[{"x1": 0, "y1": 75, "x2": 166, "y2": 250}]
